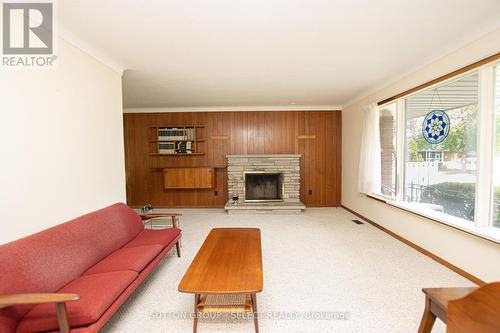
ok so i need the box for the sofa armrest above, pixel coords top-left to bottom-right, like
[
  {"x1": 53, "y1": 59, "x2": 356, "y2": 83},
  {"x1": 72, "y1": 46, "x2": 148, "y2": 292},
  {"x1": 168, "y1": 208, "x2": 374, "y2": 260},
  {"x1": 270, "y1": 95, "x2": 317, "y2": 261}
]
[
  {"x1": 0, "y1": 293, "x2": 80, "y2": 333},
  {"x1": 139, "y1": 213, "x2": 182, "y2": 229},
  {"x1": 0, "y1": 293, "x2": 80, "y2": 307}
]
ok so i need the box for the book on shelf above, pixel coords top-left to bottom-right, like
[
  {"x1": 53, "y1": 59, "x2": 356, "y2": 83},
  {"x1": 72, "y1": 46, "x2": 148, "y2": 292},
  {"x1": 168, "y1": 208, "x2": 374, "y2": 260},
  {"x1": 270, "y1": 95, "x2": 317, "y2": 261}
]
[
  {"x1": 158, "y1": 142, "x2": 175, "y2": 154},
  {"x1": 158, "y1": 128, "x2": 187, "y2": 141},
  {"x1": 186, "y1": 128, "x2": 195, "y2": 140},
  {"x1": 158, "y1": 127, "x2": 196, "y2": 141}
]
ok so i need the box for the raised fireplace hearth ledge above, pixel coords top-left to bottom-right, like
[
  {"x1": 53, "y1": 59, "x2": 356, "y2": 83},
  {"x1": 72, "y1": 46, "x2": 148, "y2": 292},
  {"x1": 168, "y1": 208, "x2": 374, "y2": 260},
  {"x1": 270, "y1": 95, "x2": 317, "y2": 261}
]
[
  {"x1": 225, "y1": 201, "x2": 306, "y2": 215},
  {"x1": 225, "y1": 154, "x2": 305, "y2": 214}
]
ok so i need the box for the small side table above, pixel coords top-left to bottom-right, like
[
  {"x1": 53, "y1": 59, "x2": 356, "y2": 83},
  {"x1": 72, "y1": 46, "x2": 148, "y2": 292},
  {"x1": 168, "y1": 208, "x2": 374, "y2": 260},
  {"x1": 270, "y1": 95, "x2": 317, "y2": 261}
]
[
  {"x1": 138, "y1": 212, "x2": 182, "y2": 256},
  {"x1": 139, "y1": 212, "x2": 181, "y2": 230},
  {"x1": 418, "y1": 287, "x2": 476, "y2": 333}
]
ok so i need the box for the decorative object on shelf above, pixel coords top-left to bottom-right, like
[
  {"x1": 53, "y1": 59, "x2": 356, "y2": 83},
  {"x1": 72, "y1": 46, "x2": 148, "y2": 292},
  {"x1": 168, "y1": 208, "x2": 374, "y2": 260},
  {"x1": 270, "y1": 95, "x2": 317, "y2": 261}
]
[
  {"x1": 422, "y1": 110, "x2": 450, "y2": 144},
  {"x1": 141, "y1": 204, "x2": 153, "y2": 214},
  {"x1": 232, "y1": 195, "x2": 239, "y2": 204}
]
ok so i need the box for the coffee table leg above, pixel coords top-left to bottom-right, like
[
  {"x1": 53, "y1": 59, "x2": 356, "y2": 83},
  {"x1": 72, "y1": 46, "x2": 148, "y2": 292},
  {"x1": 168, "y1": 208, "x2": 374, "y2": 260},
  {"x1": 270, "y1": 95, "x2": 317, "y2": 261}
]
[
  {"x1": 251, "y1": 293, "x2": 259, "y2": 333},
  {"x1": 193, "y1": 294, "x2": 200, "y2": 333}
]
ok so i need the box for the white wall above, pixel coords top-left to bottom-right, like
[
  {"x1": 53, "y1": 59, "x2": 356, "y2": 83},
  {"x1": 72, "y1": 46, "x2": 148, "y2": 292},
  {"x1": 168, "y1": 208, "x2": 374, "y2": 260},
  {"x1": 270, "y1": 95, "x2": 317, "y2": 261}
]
[
  {"x1": 342, "y1": 29, "x2": 500, "y2": 282},
  {"x1": 0, "y1": 38, "x2": 126, "y2": 244}
]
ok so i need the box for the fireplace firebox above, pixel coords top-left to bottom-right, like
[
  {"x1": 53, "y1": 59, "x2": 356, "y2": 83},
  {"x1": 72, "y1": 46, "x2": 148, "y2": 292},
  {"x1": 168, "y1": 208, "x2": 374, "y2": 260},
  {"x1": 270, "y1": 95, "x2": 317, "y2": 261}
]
[{"x1": 244, "y1": 172, "x2": 283, "y2": 202}]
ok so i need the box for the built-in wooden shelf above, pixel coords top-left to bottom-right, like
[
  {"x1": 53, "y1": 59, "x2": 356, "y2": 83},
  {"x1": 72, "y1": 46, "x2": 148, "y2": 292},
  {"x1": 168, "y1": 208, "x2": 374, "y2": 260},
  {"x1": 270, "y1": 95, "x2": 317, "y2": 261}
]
[
  {"x1": 149, "y1": 140, "x2": 206, "y2": 143},
  {"x1": 149, "y1": 153, "x2": 205, "y2": 156},
  {"x1": 149, "y1": 125, "x2": 205, "y2": 156}
]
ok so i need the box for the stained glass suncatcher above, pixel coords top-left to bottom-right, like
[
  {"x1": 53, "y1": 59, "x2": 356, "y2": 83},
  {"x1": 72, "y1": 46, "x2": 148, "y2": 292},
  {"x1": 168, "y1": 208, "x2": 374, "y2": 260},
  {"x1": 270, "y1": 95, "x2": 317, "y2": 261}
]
[{"x1": 422, "y1": 110, "x2": 450, "y2": 144}]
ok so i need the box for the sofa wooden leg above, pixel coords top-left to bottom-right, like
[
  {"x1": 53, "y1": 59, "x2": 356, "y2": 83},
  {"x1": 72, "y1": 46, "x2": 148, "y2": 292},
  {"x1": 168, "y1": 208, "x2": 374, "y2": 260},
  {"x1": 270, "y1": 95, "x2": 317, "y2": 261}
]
[
  {"x1": 175, "y1": 241, "x2": 181, "y2": 257},
  {"x1": 55, "y1": 302, "x2": 70, "y2": 333}
]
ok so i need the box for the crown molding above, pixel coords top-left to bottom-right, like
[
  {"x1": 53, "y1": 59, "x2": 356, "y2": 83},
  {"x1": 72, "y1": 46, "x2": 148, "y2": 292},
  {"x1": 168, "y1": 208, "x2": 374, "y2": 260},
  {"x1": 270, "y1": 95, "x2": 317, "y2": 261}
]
[
  {"x1": 123, "y1": 105, "x2": 342, "y2": 113},
  {"x1": 57, "y1": 26, "x2": 125, "y2": 75}
]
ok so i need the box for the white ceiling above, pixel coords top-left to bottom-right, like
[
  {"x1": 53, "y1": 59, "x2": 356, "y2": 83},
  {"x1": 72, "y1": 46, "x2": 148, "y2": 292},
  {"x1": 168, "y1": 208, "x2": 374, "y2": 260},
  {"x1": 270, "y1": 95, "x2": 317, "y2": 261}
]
[{"x1": 57, "y1": 0, "x2": 500, "y2": 109}]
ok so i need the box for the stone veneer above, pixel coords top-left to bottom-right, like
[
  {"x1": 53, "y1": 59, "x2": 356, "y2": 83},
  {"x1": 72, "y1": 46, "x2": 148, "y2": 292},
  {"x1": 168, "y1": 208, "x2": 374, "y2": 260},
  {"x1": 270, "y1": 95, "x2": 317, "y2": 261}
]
[{"x1": 227, "y1": 154, "x2": 301, "y2": 203}]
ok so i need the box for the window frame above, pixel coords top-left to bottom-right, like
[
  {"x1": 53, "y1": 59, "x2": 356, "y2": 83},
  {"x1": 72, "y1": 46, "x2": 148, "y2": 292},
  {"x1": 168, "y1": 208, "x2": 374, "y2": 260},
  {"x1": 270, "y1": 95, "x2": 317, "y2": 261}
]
[
  {"x1": 372, "y1": 56, "x2": 500, "y2": 244},
  {"x1": 377, "y1": 101, "x2": 398, "y2": 199}
]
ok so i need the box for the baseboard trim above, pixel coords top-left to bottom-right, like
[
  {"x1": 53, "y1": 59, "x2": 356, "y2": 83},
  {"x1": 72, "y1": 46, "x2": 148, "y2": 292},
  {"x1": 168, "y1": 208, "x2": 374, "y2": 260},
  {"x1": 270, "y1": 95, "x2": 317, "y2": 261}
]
[
  {"x1": 130, "y1": 204, "x2": 342, "y2": 209},
  {"x1": 341, "y1": 205, "x2": 485, "y2": 286}
]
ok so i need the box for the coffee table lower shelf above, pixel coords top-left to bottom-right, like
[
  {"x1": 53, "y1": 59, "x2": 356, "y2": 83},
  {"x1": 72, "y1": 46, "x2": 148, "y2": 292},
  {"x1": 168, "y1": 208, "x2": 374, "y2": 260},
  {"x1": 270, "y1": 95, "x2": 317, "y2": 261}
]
[{"x1": 193, "y1": 293, "x2": 259, "y2": 333}]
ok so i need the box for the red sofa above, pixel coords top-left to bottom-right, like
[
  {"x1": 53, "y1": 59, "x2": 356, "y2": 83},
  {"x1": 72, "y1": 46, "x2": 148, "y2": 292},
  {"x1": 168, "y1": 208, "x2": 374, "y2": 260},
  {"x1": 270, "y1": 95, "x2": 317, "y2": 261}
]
[{"x1": 0, "y1": 203, "x2": 182, "y2": 333}]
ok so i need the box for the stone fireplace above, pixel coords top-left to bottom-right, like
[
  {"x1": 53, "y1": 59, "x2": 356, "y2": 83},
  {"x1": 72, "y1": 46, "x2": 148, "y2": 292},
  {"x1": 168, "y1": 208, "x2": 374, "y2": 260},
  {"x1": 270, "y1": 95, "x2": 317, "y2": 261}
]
[{"x1": 225, "y1": 154, "x2": 305, "y2": 213}]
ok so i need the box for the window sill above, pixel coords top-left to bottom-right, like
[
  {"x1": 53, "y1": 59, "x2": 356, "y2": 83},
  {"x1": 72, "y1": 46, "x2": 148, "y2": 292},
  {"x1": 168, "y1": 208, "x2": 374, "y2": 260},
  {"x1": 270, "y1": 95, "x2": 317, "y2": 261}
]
[{"x1": 366, "y1": 194, "x2": 500, "y2": 245}]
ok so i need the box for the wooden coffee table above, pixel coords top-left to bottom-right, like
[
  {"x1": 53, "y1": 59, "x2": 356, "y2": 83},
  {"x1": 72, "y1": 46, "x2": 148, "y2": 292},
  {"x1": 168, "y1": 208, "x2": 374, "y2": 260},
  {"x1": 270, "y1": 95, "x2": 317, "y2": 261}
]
[{"x1": 178, "y1": 228, "x2": 263, "y2": 333}]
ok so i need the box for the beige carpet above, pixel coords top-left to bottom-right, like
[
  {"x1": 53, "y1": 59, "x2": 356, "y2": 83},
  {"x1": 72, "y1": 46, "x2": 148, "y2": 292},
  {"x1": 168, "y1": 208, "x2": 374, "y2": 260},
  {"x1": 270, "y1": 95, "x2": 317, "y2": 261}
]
[{"x1": 101, "y1": 208, "x2": 473, "y2": 333}]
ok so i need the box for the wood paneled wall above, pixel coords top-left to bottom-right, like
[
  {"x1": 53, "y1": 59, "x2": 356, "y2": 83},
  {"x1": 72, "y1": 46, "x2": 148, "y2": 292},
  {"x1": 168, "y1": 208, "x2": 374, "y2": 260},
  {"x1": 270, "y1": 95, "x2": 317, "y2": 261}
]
[{"x1": 123, "y1": 111, "x2": 341, "y2": 208}]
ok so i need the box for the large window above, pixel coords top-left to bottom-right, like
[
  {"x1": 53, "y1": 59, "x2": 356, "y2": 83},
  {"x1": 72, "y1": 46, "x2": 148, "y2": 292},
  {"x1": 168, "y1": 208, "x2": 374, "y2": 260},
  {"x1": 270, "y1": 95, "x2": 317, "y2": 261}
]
[
  {"x1": 375, "y1": 59, "x2": 500, "y2": 239},
  {"x1": 404, "y1": 73, "x2": 478, "y2": 222}
]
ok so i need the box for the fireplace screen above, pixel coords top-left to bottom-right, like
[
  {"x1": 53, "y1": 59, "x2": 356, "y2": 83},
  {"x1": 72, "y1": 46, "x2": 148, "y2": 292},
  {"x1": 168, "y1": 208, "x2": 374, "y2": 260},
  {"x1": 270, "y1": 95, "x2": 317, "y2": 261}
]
[{"x1": 244, "y1": 172, "x2": 283, "y2": 202}]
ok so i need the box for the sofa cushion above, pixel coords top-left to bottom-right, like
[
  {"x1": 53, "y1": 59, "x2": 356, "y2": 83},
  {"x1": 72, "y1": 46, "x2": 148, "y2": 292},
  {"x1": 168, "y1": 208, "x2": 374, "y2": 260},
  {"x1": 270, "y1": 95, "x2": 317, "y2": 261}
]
[
  {"x1": 84, "y1": 245, "x2": 163, "y2": 275},
  {"x1": 124, "y1": 228, "x2": 181, "y2": 248},
  {"x1": 16, "y1": 271, "x2": 137, "y2": 333}
]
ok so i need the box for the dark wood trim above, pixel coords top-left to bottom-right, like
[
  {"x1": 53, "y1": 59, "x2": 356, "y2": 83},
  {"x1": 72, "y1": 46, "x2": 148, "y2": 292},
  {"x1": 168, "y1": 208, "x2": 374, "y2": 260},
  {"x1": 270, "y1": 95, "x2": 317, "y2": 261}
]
[
  {"x1": 366, "y1": 194, "x2": 500, "y2": 246},
  {"x1": 340, "y1": 205, "x2": 486, "y2": 286},
  {"x1": 378, "y1": 52, "x2": 500, "y2": 106}
]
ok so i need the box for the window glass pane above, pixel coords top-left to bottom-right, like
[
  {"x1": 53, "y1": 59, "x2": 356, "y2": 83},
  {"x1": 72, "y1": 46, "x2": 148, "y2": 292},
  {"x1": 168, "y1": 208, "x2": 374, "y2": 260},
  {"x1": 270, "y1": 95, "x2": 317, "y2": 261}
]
[
  {"x1": 379, "y1": 102, "x2": 397, "y2": 197},
  {"x1": 404, "y1": 72, "x2": 478, "y2": 222},
  {"x1": 493, "y1": 65, "x2": 500, "y2": 228}
]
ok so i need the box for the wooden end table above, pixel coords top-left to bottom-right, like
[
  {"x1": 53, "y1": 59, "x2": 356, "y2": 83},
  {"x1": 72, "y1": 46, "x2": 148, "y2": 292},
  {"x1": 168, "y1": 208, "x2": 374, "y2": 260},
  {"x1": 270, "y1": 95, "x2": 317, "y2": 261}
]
[
  {"x1": 139, "y1": 212, "x2": 182, "y2": 256},
  {"x1": 418, "y1": 287, "x2": 477, "y2": 333}
]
